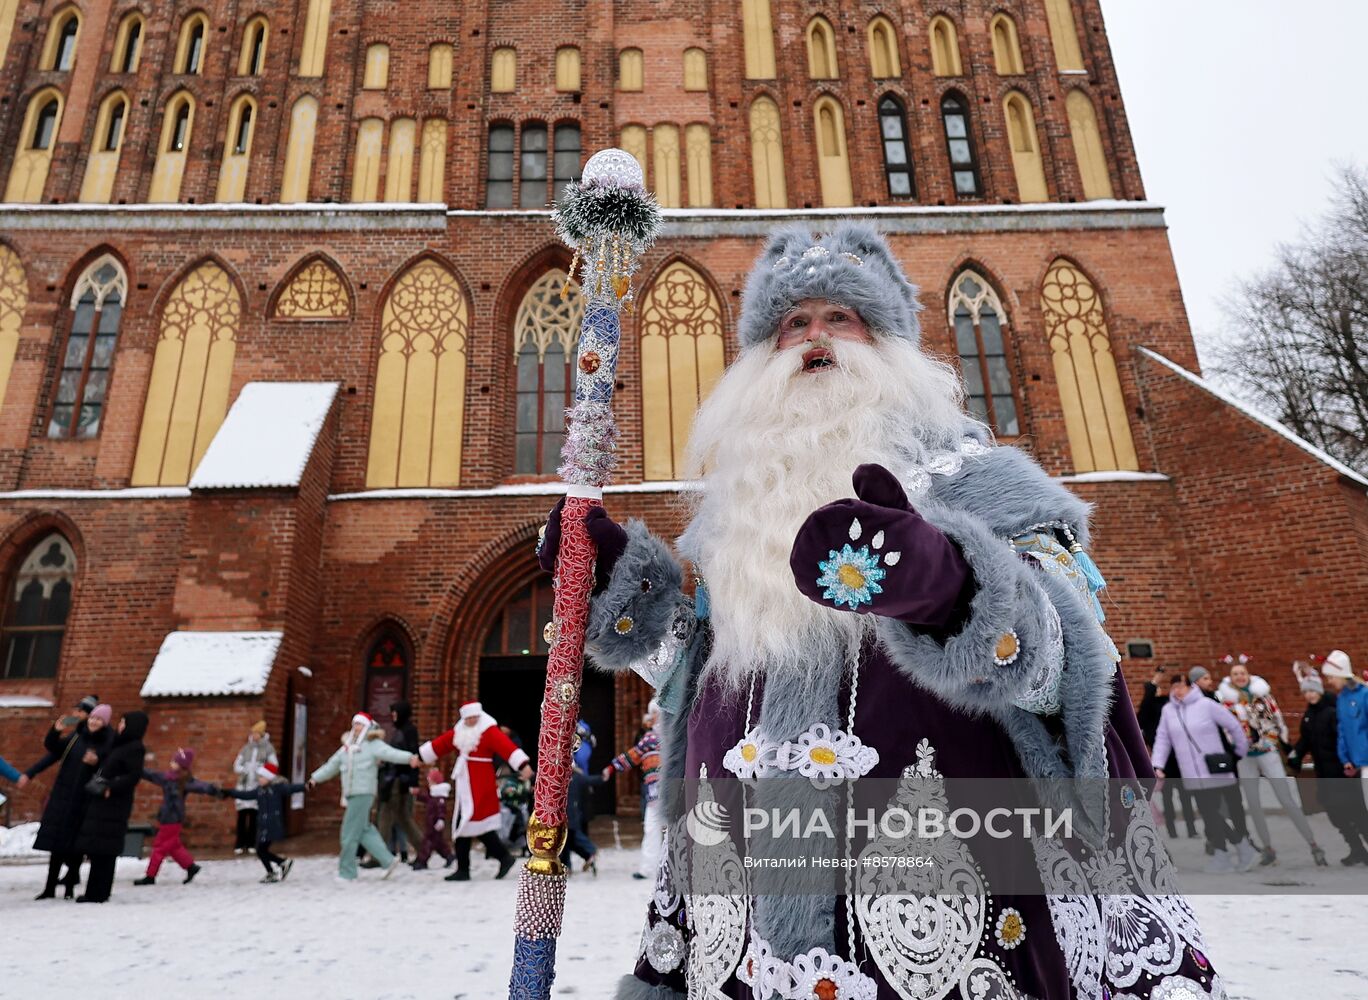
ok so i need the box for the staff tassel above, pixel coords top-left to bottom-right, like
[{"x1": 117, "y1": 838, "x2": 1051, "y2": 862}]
[{"x1": 508, "y1": 149, "x2": 662, "y2": 1000}]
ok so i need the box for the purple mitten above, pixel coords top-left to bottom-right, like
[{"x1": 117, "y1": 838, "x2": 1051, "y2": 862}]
[
  {"x1": 536, "y1": 498, "x2": 629, "y2": 594},
  {"x1": 789, "y1": 464, "x2": 975, "y2": 629}
]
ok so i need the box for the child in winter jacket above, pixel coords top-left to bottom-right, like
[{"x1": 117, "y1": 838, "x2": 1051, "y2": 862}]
[
  {"x1": 411, "y1": 767, "x2": 454, "y2": 870},
  {"x1": 134, "y1": 747, "x2": 220, "y2": 886},
  {"x1": 222, "y1": 761, "x2": 307, "y2": 882}
]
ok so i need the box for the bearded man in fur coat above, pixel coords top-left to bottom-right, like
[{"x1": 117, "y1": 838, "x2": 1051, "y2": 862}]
[{"x1": 539, "y1": 224, "x2": 1223, "y2": 1000}]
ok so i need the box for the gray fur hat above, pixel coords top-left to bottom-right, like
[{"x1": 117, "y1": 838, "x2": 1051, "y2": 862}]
[{"x1": 737, "y1": 221, "x2": 922, "y2": 349}]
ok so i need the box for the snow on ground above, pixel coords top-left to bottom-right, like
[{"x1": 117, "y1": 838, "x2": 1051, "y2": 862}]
[{"x1": 1, "y1": 823, "x2": 1364, "y2": 998}]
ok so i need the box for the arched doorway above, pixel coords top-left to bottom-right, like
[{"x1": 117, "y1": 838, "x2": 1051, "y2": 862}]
[
  {"x1": 479, "y1": 575, "x2": 616, "y2": 813},
  {"x1": 362, "y1": 628, "x2": 411, "y2": 720}
]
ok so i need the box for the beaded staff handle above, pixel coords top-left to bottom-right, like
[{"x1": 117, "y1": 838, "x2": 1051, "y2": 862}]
[{"x1": 509, "y1": 150, "x2": 661, "y2": 1000}]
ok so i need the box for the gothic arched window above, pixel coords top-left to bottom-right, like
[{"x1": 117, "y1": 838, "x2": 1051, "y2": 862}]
[
  {"x1": 941, "y1": 92, "x2": 980, "y2": 197},
  {"x1": 363, "y1": 630, "x2": 410, "y2": 720},
  {"x1": 513, "y1": 269, "x2": 582, "y2": 475},
  {"x1": 50, "y1": 257, "x2": 126, "y2": 439},
  {"x1": 949, "y1": 271, "x2": 1019, "y2": 437},
  {"x1": 878, "y1": 95, "x2": 914, "y2": 198},
  {"x1": 2, "y1": 533, "x2": 76, "y2": 680}
]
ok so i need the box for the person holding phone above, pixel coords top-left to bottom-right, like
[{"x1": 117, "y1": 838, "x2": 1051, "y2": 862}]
[{"x1": 22, "y1": 697, "x2": 110, "y2": 900}]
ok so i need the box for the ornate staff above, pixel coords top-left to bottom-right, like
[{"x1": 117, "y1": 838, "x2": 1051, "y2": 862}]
[{"x1": 509, "y1": 149, "x2": 661, "y2": 1000}]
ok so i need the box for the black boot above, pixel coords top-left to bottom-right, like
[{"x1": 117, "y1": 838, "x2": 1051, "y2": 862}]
[
  {"x1": 183, "y1": 864, "x2": 201, "y2": 884},
  {"x1": 496, "y1": 856, "x2": 517, "y2": 880},
  {"x1": 446, "y1": 869, "x2": 470, "y2": 881},
  {"x1": 133, "y1": 876, "x2": 156, "y2": 886}
]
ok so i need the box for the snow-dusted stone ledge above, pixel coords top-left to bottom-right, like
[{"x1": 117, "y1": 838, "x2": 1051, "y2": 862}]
[
  {"x1": 0, "y1": 695, "x2": 54, "y2": 708},
  {"x1": 141, "y1": 631, "x2": 283, "y2": 698},
  {"x1": 0, "y1": 203, "x2": 447, "y2": 233}
]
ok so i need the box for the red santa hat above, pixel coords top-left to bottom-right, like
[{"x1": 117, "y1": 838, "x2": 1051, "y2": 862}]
[
  {"x1": 257, "y1": 761, "x2": 279, "y2": 780},
  {"x1": 352, "y1": 711, "x2": 374, "y2": 728},
  {"x1": 458, "y1": 701, "x2": 483, "y2": 720}
]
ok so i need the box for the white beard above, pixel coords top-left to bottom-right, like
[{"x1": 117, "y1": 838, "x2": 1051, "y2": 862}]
[
  {"x1": 680, "y1": 335, "x2": 971, "y2": 696},
  {"x1": 454, "y1": 715, "x2": 496, "y2": 755}
]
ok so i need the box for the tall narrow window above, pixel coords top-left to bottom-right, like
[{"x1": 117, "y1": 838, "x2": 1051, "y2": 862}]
[
  {"x1": 419, "y1": 118, "x2": 448, "y2": 202},
  {"x1": 364, "y1": 43, "x2": 390, "y2": 89},
  {"x1": 619, "y1": 48, "x2": 643, "y2": 91},
  {"x1": 215, "y1": 95, "x2": 256, "y2": 202},
  {"x1": 813, "y1": 97, "x2": 852, "y2": 207},
  {"x1": 486, "y1": 123, "x2": 514, "y2": 207},
  {"x1": 553, "y1": 123, "x2": 581, "y2": 202},
  {"x1": 365, "y1": 259, "x2": 469, "y2": 488},
  {"x1": 149, "y1": 93, "x2": 194, "y2": 202},
  {"x1": 280, "y1": 95, "x2": 318, "y2": 203},
  {"x1": 867, "y1": 16, "x2": 900, "y2": 78},
  {"x1": 299, "y1": 0, "x2": 331, "y2": 77},
  {"x1": 50, "y1": 257, "x2": 125, "y2": 439},
  {"x1": 940, "y1": 92, "x2": 979, "y2": 197},
  {"x1": 1044, "y1": 0, "x2": 1085, "y2": 71},
  {"x1": 878, "y1": 95, "x2": 914, "y2": 198},
  {"x1": 513, "y1": 269, "x2": 582, "y2": 475},
  {"x1": 652, "y1": 124, "x2": 680, "y2": 208},
  {"x1": 491, "y1": 47, "x2": 516, "y2": 92},
  {"x1": 929, "y1": 16, "x2": 962, "y2": 77},
  {"x1": 0, "y1": 0, "x2": 22, "y2": 69},
  {"x1": 428, "y1": 43, "x2": 453, "y2": 89},
  {"x1": 1, "y1": 534, "x2": 76, "y2": 680},
  {"x1": 239, "y1": 17, "x2": 269, "y2": 75},
  {"x1": 131, "y1": 261, "x2": 241, "y2": 485},
  {"x1": 350, "y1": 118, "x2": 384, "y2": 202},
  {"x1": 683, "y1": 48, "x2": 708, "y2": 91},
  {"x1": 640, "y1": 263, "x2": 725, "y2": 481},
  {"x1": 685, "y1": 124, "x2": 712, "y2": 207},
  {"x1": 0, "y1": 244, "x2": 29, "y2": 412},
  {"x1": 111, "y1": 13, "x2": 143, "y2": 73},
  {"x1": 384, "y1": 118, "x2": 416, "y2": 202},
  {"x1": 741, "y1": 0, "x2": 775, "y2": 79},
  {"x1": 5, "y1": 90, "x2": 62, "y2": 203},
  {"x1": 556, "y1": 46, "x2": 581, "y2": 92},
  {"x1": 621, "y1": 124, "x2": 647, "y2": 181},
  {"x1": 1066, "y1": 90, "x2": 1114, "y2": 200},
  {"x1": 806, "y1": 16, "x2": 837, "y2": 79},
  {"x1": 1041, "y1": 259, "x2": 1139, "y2": 472},
  {"x1": 520, "y1": 123, "x2": 548, "y2": 208},
  {"x1": 749, "y1": 95, "x2": 786, "y2": 208},
  {"x1": 991, "y1": 14, "x2": 1025, "y2": 75},
  {"x1": 80, "y1": 92, "x2": 128, "y2": 202},
  {"x1": 177, "y1": 15, "x2": 207, "y2": 74},
  {"x1": 1003, "y1": 91, "x2": 1048, "y2": 202},
  {"x1": 48, "y1": 10, "x2": 80, "y2": 71},
  {"x1": 950, "y1": 271, "x2": 1019, "y2": 436}
]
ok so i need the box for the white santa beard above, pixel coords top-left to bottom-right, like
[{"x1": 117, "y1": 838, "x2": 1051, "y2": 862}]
[
  {"x1": 454, "y1": 716, "x2": 495, "y2": 755},
  {"x1": 682, "y1": 335, "x2": 971, "y2": 697}
]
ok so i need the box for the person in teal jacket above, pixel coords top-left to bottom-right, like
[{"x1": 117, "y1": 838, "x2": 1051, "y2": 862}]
[{"x1": 308, "y1": 711, "x2": 419, "y2": 880}]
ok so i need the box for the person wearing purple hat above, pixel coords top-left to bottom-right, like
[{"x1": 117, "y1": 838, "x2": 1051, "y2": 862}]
[
  {"x1": 21, "y1": 696, "x2": 111, "y2": 900},
  {"x1": 134, "y1": 746, "x2": 222, "y2": 886}
]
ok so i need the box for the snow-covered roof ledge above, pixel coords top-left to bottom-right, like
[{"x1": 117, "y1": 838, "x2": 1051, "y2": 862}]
[
  {"x1": 1137, "y1": 347, "x2": 1368, "y2": 489},
  {"x1": 140, "y1": 631, "x2": 283, "y2": 698},
  {"x1": 190, "y1": 383, "x2": 338, "y2": 490},
  {"x1": 0, "y1": 695, "x2": 55, "y2": 709}
]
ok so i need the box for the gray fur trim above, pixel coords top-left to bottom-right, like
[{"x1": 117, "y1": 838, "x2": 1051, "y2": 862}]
[
  {"x1": 738, "y1": 221, "x2": 923, "y2": 348},
  {"x1": 656, "y1": 657, "x2": 699, "y2": 824},
  {"x1": 615, "y1": 974, "x2": 684, "y2": 1000},
  {"x1": 924, "y1": 443, "x2": 1092, "y2": 546},
  {"x1": 876, "y1": 501, "x2": 1048, "y2": 716},
  {"x1": 586, "y1": 520, "x2": 686, "y2": 671}
]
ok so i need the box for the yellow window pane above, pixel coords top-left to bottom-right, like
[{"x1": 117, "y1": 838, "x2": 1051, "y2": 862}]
[
  {"x1": 556, "y1": 47, "x2": 581, "y2": 91},
  {"x1": 619, "y1": 48, "x2": 643, "y2": 91},
  {"x1": 364, "y1": 43, "x2": 390, "y2": 89},
  {"x1": 683, "y1": 48, "x2": 707, "y2": 91},
  {"x1": 491, "y1": 48, "x2": 516, "y2": 92},
  {"x1": 428, "y1": 44, "x2": 453, "y2": 89}
]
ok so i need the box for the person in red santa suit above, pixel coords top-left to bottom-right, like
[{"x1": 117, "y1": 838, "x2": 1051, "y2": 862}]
[{"x1": 419, "y1": 701, "x2": 533, "y2": 881}]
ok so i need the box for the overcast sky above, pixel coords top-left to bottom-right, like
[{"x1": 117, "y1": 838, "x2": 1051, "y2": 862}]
[{"x1": 1098, "y1": 0, "x2": 1368, "y2": 363}]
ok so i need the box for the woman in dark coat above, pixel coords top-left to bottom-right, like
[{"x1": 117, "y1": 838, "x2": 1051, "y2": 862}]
[
  {"x1": 23, "y1": 701, "x2": 113, "y2": 899},
  {"x1": 75, "y1": 710, "x2": 148, "y2": 903},
  {"x1": 1290, "y1": 671, "x2": 1368, "y2": 865}
]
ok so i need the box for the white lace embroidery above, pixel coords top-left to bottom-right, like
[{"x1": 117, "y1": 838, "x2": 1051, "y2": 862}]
[
  {"x1": 855, "y1": 739, "x2": 990, "y2": 999},
  {"x1": 722, "y1": 723, "x2": 879, "y2": 788},
  {"x1": 736, "y1": 936, "x2": 877, "y2": 1000},
  {"x1": 900, "y1": 438, "x2": 991, "y2": 498},
  {"x1": 685, "y1": 763, "x2": 747, "y2": 999},
  {"x1": 1012, "y1": 599, "x2": 1065, "y2": 715}
]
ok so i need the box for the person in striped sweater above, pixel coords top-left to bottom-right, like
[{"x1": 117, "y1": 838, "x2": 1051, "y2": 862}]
[{"x1": 603, "y1": 701, "x2": 662, "y2": 880}]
